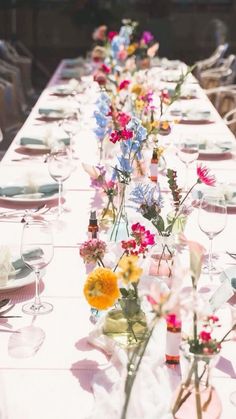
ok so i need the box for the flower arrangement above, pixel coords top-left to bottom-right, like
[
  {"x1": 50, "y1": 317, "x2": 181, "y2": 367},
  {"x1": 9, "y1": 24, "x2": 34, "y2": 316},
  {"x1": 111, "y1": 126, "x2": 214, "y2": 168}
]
[
  {"x1": 172, "y1": 239, "x2": 236, "y2": 419},
  {"x1": 81, "y1": 222, "x2": 155, "y2": 310}
]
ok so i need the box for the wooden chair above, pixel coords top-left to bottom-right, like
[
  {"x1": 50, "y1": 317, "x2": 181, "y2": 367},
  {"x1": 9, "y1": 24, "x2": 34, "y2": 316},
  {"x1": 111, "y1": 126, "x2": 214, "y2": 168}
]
[
  {"x1": 205, "y1": 85, "x2": 236, "y2": 117},
  {"x1": 224, "y1": 108, "x2": 236, "y2": 136}
]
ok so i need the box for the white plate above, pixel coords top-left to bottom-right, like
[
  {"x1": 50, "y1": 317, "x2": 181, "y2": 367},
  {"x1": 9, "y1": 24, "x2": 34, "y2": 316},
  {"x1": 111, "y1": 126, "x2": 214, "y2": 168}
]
[
  {"x1": 192, "y1": 184, "x2": 236, "y2": 208},
  {"x1": 19, "y1": 144, "x2": 51, "y2": 152},
  {"x1": 0, "y1": 269, "x2": 35, "y2": 292},
  {"x1": 0, "y1": 191, "x2": 59, "y2": 204}
]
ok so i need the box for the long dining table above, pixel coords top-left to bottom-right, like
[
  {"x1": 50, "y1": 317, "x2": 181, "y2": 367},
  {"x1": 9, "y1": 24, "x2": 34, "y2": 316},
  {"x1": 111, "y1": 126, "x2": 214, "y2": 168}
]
[{"x1": 0, "y1": 59, "x2": 236, "y2": 419}]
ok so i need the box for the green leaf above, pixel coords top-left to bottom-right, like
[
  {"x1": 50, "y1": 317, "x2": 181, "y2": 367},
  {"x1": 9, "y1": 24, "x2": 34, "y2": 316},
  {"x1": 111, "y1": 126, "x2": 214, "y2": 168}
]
[{"x1": 120, "y1": 288, "x2": 129, "y2": 297}]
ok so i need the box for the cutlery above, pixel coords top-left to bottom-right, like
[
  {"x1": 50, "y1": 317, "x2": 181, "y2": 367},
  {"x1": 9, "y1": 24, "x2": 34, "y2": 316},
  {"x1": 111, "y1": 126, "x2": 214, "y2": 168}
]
[
  {"x1": 0, "y1": 204, "x2": 47, "y2": 219},
  {"x1": 0, "y1": 298, "x2": 10, "y2": 310},
  {"x1": 226, "y1": 251, "x2": 236, "y2": 259},
  {"x1": 0, "y1": 315, "x2": 22, "y2": 318}
]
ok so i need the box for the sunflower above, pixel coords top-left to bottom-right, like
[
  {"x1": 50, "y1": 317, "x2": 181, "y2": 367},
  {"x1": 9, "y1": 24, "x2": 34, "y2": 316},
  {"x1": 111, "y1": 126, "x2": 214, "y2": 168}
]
[
  {"x1": 83, "y1": 267, "x2": 119, "y2": 310},
  {"x1": 117, "y1": 255, "x2": 143, "y2": 285}
]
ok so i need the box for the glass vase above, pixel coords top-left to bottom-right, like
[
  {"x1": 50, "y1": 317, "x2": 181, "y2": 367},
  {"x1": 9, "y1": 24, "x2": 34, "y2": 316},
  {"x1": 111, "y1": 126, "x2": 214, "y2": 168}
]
[
  {"x1": 149, "y1": 234, "x2": 176, "y2": 285},
  {"x1": 109, "y1": 182, "x2": 129, "y2": 242},
  {"x1": 103, "y1": 297, "x2": 148, "y2": 348},
  {"x1": 172, "y1": 345, "x2": 222, "y2": 419}
]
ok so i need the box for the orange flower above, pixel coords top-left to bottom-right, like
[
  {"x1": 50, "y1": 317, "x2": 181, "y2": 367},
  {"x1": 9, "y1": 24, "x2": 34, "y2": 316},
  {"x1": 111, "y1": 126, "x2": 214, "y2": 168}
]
[{"x1": 83, "y1": 267, "x2": 120, "y2": 310}]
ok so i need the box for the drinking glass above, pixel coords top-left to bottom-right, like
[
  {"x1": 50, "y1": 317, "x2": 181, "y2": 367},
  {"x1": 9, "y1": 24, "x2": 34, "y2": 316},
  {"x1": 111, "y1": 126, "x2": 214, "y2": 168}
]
[
  {"x1": 198, "y1": 194, "x2": 227, "y2": 275},
  {"x1": 177, "y1": 138, "x2": 199, "y2": 191},
  {"x1": 48, "y1": 144, "x2": 72, "y2": 217},
  {"x1": 21, "y1": 220, "x2": 54, "y2": 315}
]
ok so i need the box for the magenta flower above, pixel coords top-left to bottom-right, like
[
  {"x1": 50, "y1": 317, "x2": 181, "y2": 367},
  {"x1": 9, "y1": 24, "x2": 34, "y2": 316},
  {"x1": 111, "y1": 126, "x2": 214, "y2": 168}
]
[
  {"x1": 197, "y1": 164, "x2": 216, "y2": 186},
  {"x1": 107, "y1": 31, "x2": 118, "y2": 41},
  {"x1": 140, "y1": 31, "x2": 154, "y2": 45},
  {"x1": 166, "y1": 313, "x2": 181, "y2": 329},
  {"x1": 119, "y1": 80, "x2": 130, "y2": 90},
  {"x1": 121, "y1": 222, "x2": 155, "y2": 256},
  {"x1": 101, "y1": 64, "x2": 111, "y2": 74},
  {"x1": 199, "y1": 330, "x2": 212, "y2": 342}
]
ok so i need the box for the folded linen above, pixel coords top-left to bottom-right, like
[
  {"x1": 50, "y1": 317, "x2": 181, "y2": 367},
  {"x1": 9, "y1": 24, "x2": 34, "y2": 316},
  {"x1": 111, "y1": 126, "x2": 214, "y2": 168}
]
[
  {"x1": 11, "y1": 248, "x2": 43, "y2": 279},
  {"x1": 20, "y1": 137, "x2": 70, "y2": 146},
  {"x1": 0, "y1": 183, "x2": 58, "y2": 198}
]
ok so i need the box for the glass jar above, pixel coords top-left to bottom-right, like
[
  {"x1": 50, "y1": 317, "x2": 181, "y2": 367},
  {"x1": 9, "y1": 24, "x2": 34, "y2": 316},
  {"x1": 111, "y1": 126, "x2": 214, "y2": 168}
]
[
  {"x1": 172, "y1": 344, "x2": 222, "y2": 419},
  {"x1": 108, "y1": 181, "x2": 129, "y2": 242}
]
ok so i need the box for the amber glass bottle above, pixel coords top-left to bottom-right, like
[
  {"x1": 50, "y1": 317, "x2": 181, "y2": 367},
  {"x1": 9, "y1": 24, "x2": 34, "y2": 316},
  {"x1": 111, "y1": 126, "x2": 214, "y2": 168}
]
[{"x1": 88, "y1": 211, "x2": 99, "y2": 239}]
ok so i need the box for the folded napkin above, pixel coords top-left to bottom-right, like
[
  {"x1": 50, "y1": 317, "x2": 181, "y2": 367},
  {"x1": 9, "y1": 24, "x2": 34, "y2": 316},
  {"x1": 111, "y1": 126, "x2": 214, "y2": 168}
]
[
  {"x1": 64, "y1": 57, "x2": 85, "y2": 67},
  {"x1": 0, "y1": 246, "x2": 13, "y2": 286},
  {"x1": 60, "y1": 68, "x2": 80, "y2": 79},
  {"x1": 87, "y1": 318, "x2": 172, "y2": 419},
  {"x1": 38, "y1": 107, "x2": 65, "y2": 116},
  {"x1": 0, "y1": 183, "x2": 58, "y2": 198},
  {"x1": 20, "y1": 136, "x2": 70, "y2": 146},
  {"x1": 11, "y1": 249, "x2": 43, "y2": 280}
]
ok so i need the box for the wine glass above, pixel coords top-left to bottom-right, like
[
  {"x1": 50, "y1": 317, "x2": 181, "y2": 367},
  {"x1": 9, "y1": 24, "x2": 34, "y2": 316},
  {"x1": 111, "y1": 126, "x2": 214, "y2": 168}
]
[
  {"x1": 21, "y1": 220, "x2": 54, "y2": 315},
  {"x1": 177, "y1": 138, "x2": 199, "y2": 191},
  {"x1": 47, "y1": 144, "x2": 72, "y2": 217},
  {"x1": 198, "y1": 194, "x2": 227, "y2": 275}
]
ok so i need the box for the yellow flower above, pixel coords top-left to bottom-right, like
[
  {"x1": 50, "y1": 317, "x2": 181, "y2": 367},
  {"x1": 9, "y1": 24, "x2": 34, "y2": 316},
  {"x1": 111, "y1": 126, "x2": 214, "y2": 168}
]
[
  {"x1": 131, "y1": 84, "x2": 143, "y2": 96},
  {"x1": 117, "y1": 255, "x2": 143, "y2": 285},
  {"x1": 83, "y1": 267, "x2": 120, "y2": 310},
  {"x1": 127, "y1": 43, "x2": 138, "y2": 56},
  {"x1": 135, "y1": 99, "x2": 145, "y2": 112}
]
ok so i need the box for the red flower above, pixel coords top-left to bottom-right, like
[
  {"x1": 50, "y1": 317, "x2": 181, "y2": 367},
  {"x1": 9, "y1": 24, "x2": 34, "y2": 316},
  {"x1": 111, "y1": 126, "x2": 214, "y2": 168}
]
[
  {"x1": 199, "y1": 330, "x2": 212, "y2": 342},
  {"x1": 110, "y1": 131, "x2": 121, "y2": 144},
  {"x1": 208, "y1": 315, "x2": 219, "y2": 323},
  {"x1": 119, "y1": 80, "x2": 130, "y2": 90},
  {"x1": 121, "y1": 129, "x2": 133, "y2": 140},
  {"x1": 197, "y1": 164, "x2": 216, "y2": 186},
  {"x1": 108, "y1": 31, "x2": 118, "y2": 41},
  {"x1": 101, "y1": 64, "x2": 111, "y2": 74}
]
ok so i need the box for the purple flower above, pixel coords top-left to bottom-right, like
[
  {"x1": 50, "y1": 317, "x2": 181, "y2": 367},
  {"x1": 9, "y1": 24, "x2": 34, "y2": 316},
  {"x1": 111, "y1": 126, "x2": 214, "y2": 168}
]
[{"x1": 141, "y1": 31, "x2": 154, "y2": 45}]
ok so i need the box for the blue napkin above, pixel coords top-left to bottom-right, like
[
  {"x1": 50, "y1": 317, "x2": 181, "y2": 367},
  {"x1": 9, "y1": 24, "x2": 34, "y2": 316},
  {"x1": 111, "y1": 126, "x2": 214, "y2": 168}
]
[
  {"x1": 0, "y1": 183, "x2": 59, "y2": 197},
  {"x1": 20, "y1": 137, "x2": 70, "y2": 146}
]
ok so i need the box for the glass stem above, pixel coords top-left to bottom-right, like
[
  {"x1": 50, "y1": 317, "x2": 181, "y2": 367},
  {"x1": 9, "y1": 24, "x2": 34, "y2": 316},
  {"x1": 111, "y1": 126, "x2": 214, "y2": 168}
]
[
  {"x1": 34, "y1": 270, "x2": 42, "y2": 308},
  {"x1": 208, "y1": 236, "x2": 213, "y2": 275},
  {"x1": 184, "y1": 163, "x2": 189, "y2": 192},
  {"x1": 58, "y1": 180, "x2": 63, "y2": 217}
]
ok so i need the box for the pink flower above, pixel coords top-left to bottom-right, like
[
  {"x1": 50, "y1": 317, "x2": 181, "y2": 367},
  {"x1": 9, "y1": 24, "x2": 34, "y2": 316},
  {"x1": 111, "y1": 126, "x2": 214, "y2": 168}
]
[
  {"x1": 93, "y1": 70, "x2": 107, "y2": 86},
  {"x1": 117, "y1": 112, "x2": 131, "y2": 128},
  {"x1": 92, "y1": 25, "x2": 107, "y2": 41},
  {"x1": 199, "y1": 330, "x2": 212, "y2": 342},
  {"x1": 117, "y1": 49, "x2": 128, "y2": 61},
  {"x1": 208, "y1": 315, "x2": 219, "y2": 323},
  {"x1": 166, "y1": 313, "x2": 181, "y2": 329},
  {"x1": 80, "y1": 239, "x2": 106, "y2": 264},
  {"x1": 101, "y1": 64, "x2": 111, "y2": 74},
  {"x1": 197, "y1": 164, "x2": 216, "y2": 186},
  {"x1": 119, "y1": 80, "x2": 130, "y2": 90},
  {"x1": 108, "y1": 31, "x2": 118, "y2": 41}
]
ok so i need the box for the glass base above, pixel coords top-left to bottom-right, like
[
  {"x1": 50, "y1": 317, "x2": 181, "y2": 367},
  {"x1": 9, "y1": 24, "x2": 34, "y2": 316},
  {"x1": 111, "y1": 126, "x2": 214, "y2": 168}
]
[
  {"x1": 22, "y1": 301, "x2": 53, "y2": 315},
  {"x1": 230, "y1": 391, "x2": 236, "y2": 406},
  {"x1": 202, "y1": 264, "x2": 222, "y2": 275}
]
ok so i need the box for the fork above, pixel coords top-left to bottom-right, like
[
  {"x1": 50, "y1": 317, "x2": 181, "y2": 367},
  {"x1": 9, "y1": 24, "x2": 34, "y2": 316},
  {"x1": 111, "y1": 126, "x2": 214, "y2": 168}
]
[{"x1": 0, "y1": 204, "x2": 47, "y2": 219}]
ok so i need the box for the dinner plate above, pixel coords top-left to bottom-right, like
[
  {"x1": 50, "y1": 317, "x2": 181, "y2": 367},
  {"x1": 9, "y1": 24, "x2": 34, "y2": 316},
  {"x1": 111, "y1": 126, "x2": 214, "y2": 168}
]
[
  {"x1": 0, "y1": 191, "x2": 59, "y2": 204},
  {"x1": 192, "y1": 184, "x2": 236, "y2": 209},
  {"x1": 19, "y1": 144, "x2": 51, "y2": 153},
  {"x1": 0, "y1": 267, "x2": 34, "y2": 292}
]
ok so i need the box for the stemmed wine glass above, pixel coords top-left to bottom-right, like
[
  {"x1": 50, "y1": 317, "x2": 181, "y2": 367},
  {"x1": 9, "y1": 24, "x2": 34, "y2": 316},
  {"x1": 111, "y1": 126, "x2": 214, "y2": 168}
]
[
  {"x1": 177, "y1": 138, "x2": 199, "y2": 191},
  {"x1": 47, "y1": 144, "x2": 72, "y2": 217},
  {"x1": 21, "y1": 220, "x2": 54, "y2": 315},
  {"x1": 198, "y1": 194, "x2": 227, "y2": 275}
]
